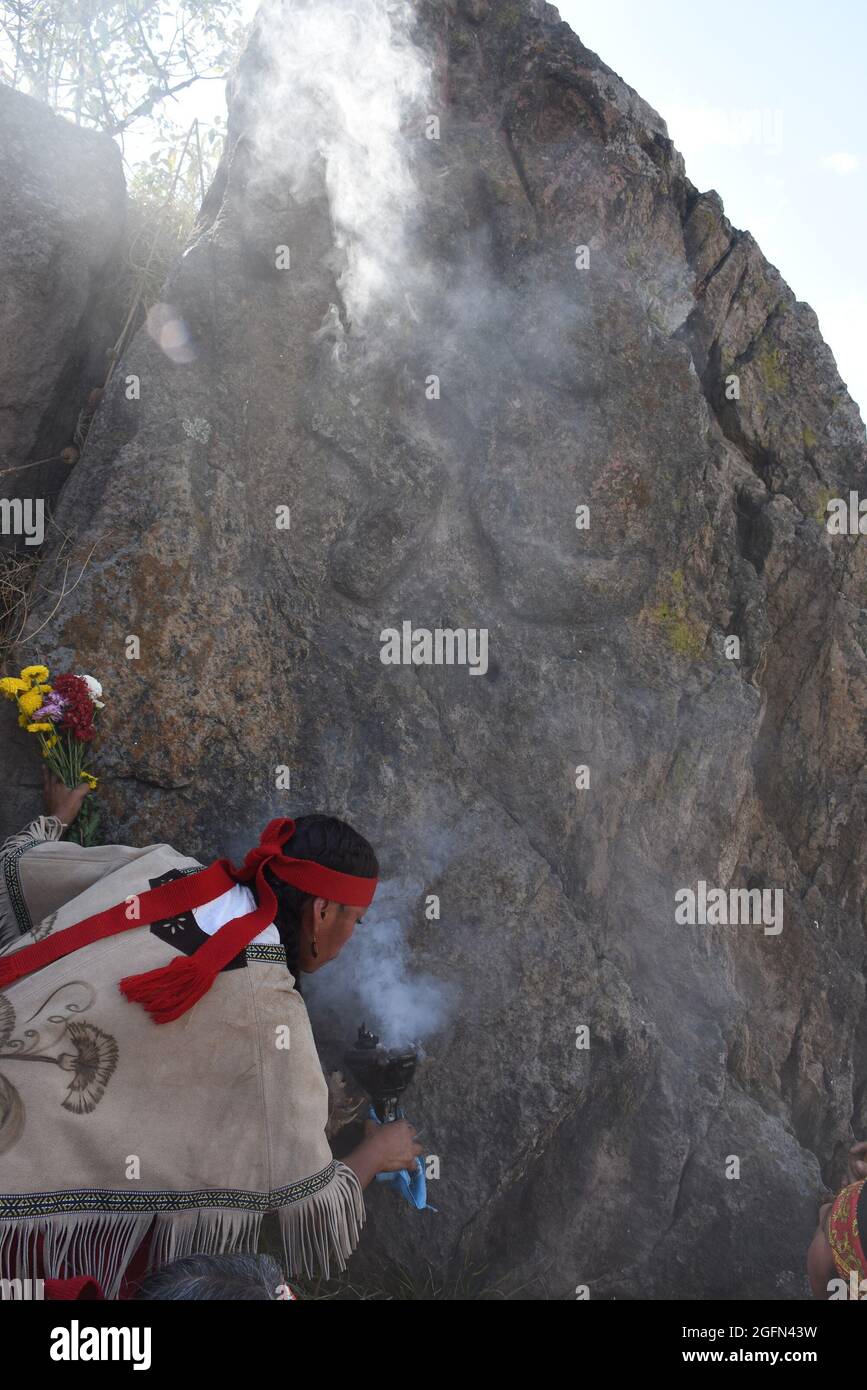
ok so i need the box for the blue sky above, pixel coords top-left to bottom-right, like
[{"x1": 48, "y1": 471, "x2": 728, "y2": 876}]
[{"x1": 558, "y1": 0, "x2": 865, "y2": 415}]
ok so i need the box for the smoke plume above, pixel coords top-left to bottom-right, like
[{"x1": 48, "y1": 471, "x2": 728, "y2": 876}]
[
  {"x1": 308, "y1": 876, "x2": 454, "y2": 1047},
  {"x1": 245, "y1": 0, "x2": 431, "y2": 327}
]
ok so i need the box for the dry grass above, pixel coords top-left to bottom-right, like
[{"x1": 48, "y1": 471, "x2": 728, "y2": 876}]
[
  {"x1": 287, "y1": 1255, "x2": 543, "y2": 1301},
  {"x1": 0, "y1": 547, "x2": 41, "y2": 668},
  {"x1": 258, "y1": 1216, "x2": 547, "y2": 1300}
]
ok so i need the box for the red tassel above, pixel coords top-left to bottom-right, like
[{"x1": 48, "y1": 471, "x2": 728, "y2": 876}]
[{"x1": 118, "y1": 956, "x2": 215, "y2": 1024}]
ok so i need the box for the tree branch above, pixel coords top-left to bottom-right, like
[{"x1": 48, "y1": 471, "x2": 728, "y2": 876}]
[{"x1": 109, "y1": 71, "x2": 223, "y2": 133}]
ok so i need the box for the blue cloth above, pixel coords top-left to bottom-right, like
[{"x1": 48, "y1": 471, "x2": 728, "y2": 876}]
[{"x1": 368, "y1": 1108, "x2": 437, "y2": 1211}]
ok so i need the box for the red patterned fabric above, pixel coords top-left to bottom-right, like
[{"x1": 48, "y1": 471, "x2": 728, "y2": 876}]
[{"x1": 828, "y1": 1179, "x2": 867, "y2": 1281}]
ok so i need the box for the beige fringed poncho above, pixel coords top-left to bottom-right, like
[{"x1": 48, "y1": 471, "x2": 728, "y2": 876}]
[{"x1": 0, "y1": 816, "x2": 363, "y2": 1296}]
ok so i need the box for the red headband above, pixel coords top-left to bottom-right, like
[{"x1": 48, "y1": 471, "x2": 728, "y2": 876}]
[
  {"x1": 231, "y1": 818, "x2": 378, "y2": 908},
  {"x1": 0, "y1": 816, "x2": 378, "y2": 1023}
]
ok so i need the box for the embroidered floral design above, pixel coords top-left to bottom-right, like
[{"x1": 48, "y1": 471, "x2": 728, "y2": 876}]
[
  {"x1": 0, "y1": 982, "x2": 95, "y2": 1056},
  {"x1": 58, "y1": 1021, "x2": 119, "y2": 1115},
  {"x1": 0, "y1": 990, "x2": 119, "y2": 1148}
]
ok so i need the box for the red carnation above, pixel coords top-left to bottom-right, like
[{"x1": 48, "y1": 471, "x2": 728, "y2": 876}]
[{"x1": 52, "y1": 674, "x2": 95, "y2": 742}]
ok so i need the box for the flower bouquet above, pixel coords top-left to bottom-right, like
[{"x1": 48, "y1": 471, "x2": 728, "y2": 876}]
[{"x1": 0, "y1": 664, "x2": 103, "y2": 846}]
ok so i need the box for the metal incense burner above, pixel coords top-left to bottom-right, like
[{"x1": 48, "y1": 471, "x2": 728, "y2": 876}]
[{"x1": 343, "y1": 1022, "x2": 417, "y2": 1123}]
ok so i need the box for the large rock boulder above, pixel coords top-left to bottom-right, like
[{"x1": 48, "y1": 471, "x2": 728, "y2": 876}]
[
  {"x1": 3, "y1": 0, "x2": 865, "y2": 1298},
  {"x1": 0, "y1": 84, "x2": 125, "y2": 539}
]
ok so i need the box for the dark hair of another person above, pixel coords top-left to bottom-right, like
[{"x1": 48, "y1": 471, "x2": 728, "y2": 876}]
[
  {"x1": 260, "y1": 813, "x2": 378, "y2": 989},
  {"x1": 134, "y1": 1253, "x2": 288, "y2": 1300}
]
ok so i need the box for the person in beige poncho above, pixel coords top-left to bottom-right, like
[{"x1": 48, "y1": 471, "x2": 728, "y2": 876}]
[{"x1": 0, "y1": 774, "x2": 421, "y2": 1297}]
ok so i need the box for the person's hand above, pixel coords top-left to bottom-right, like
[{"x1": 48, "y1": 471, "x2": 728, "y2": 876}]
[
  {"x1": 847, "y1": 1141, "x2": 867, "y2": 1182},
  {"x1": 361, "y1": 1118, "x2": 423, "y2": 1175},
  {"x1": 42, "y1": 767, "x2": 90, "y2": 826},
  {"x1": 342, "y1": 1117, "x2": 425, "y2": 1190}
]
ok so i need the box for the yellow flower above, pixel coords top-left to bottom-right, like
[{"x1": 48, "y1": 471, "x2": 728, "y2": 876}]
[
  {"x1": 26, "y1": 721, "x2": 53, "y2": 734},
  {"x1": 41, "y1": 735, "x2": 60, "y2": 755},
  {"x1": 81, "y1": 773, "x2": 98, "y2": 790},
  {"x1": 0, "y1": 677, "x2": 28, "y2": 699},
  {"x1": 17, "y1": 689, "x2": 43, "y2": 718},
  {"x1": 19, "y1": 665, "x2": 50, "y2": 686}
]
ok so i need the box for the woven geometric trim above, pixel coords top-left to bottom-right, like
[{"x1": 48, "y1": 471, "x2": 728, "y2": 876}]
[
  {"x1": 0, "y1": 1160, "x2": 336, "y2": 1220},
  {"x1": 245, "y1": 943, "x2": 287, "y2": 963},
  {"x1": 3, "y1": 838, "x2": 40, "y2": 936}
]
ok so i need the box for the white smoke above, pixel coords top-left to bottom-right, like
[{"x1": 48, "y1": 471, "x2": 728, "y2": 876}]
[
  {"x1": 308, "y1": 875, "x2": 454, "y2": 1046},
  {"x1": 247, "y1": 0, "x2": 431, "y2": 326}
]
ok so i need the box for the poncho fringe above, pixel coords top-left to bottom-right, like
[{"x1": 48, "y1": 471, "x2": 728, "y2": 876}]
[
  {"x1": 277, "y1": 1161, "x2": 365, "y2": 1280},
  {"x1": 0, "y1": 1162, "x2": 364, "y2": 1296}
]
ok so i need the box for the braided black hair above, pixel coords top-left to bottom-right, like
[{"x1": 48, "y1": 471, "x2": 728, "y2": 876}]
[{"x1": 260, "y1": 814, "x2": 378, "y2": 989}]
